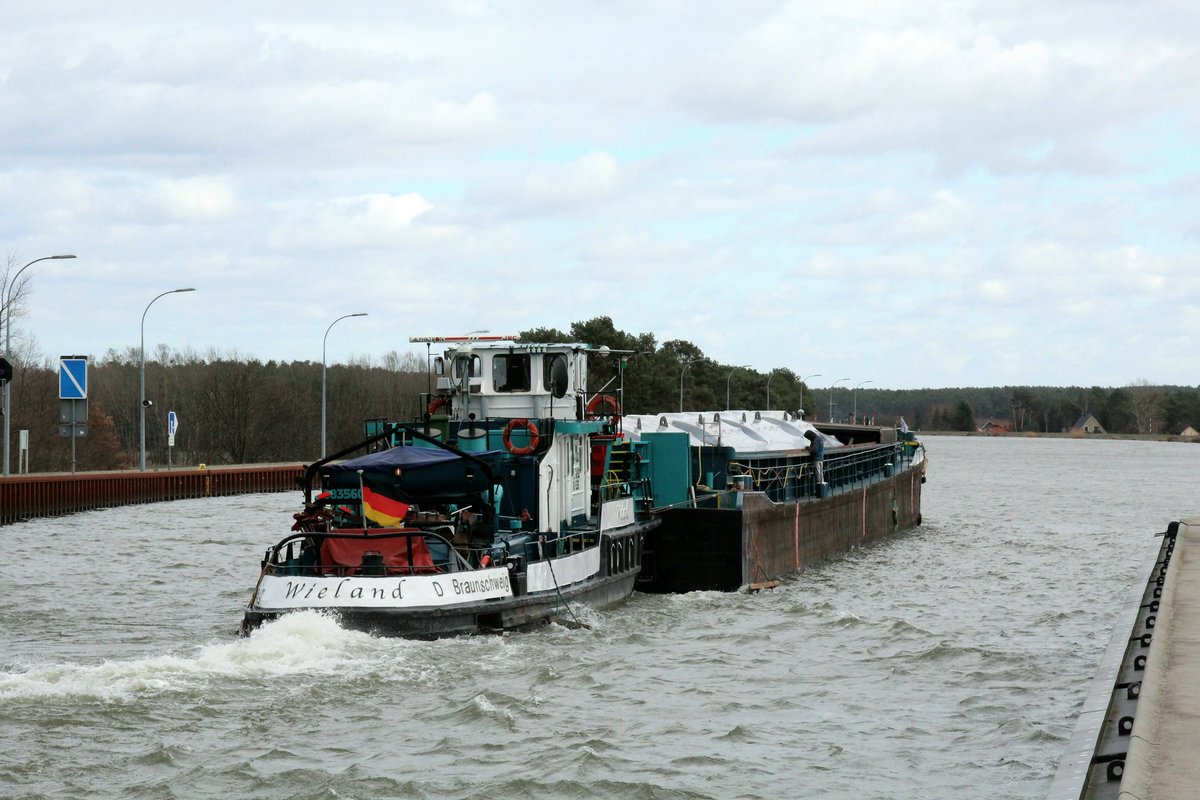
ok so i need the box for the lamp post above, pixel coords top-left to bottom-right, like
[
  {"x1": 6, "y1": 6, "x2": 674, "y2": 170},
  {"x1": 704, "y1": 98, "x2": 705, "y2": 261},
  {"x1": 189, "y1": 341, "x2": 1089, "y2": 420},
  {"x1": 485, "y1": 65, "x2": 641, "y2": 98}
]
[
  {"x1": 799, "y1": 373, "x2": 821, "y2": 419},
  {"x1": 140, "y1": 288, "x2": 195, "y2": 471},
  {"x1": 801, "y1": 373, "x2": 821, "y2": 415},
  {"x1": 322, "y1": 312, "x2": 368, "y2": 457},
  {"x1": 679, "y1": 361, "x2": 692, "y2": 412},
  {"x1": 828, "y1": 377, "x2": 850, "y2": 423},
  {"x1": 726, "y1": 364, "x2": 750, "y2": 411},
  {"x1": 766, "y1": 368, "x2": 784, "y2": 411},
  {"x1": 2, "y1": 254, "x2": 77, "y2": 476},
  {"x1": 853, "y1": 380, "x2": 873, "y2": 422}
]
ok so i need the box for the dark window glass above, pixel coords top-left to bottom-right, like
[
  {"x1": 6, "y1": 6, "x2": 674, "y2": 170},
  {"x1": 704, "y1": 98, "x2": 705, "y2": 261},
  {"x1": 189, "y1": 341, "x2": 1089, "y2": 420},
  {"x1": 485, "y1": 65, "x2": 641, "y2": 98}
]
[{"x1": 493, "y1": 354, "x2": 531, "y2": 392}]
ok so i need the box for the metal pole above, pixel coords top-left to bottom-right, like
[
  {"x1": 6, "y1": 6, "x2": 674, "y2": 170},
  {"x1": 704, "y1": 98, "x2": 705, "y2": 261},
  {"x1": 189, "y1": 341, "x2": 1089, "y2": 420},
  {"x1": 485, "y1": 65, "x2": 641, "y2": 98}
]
[
  {"x1": 322, "y1": 312, "x2": 368, "y2": 457},
  {"x1": 853, "y1": 380, "x2": 873, "y2": 422},
  {"x1": 2, "y1": 254, "x2": 76, "y2": 476},
  {"x1": 726, "y1": 364, "x2": 750, "y2": 411},
  {"x1": 679, "y1": 362, "x2": 690, "y2": 412},
  {"x1": 69, "y1": 398, "x2": 77, "y2": 474},
  {"x1": 828, "y1": 377, "x2": 850, "y2": 423},
  {"x1": 140, "y1": 288, "x2": 195, "y2": 471},
  {"x1": 766, "y1": 368, "x2": 784, "y2": 411},
  {"x1": 800, "y1": 373, "x2": 821, "y2": 419}
]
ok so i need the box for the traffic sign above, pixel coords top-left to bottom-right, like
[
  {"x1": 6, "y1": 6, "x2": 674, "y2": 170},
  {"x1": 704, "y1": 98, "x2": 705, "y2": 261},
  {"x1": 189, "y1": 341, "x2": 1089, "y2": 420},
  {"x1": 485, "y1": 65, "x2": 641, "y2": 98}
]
[
  {"x1": 59, "y1": 356, "x2": 88, "y2": 399},
  {"x1": 168, "y1": 410, "x2": 178, "y2": 437}
]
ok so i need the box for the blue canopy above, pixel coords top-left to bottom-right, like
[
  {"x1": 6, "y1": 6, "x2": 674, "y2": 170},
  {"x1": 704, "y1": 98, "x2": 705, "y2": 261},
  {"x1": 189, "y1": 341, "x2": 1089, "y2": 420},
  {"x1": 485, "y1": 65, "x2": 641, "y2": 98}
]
[{"x1": 325, "y1": 446, "x2": 505, "y2": 474}]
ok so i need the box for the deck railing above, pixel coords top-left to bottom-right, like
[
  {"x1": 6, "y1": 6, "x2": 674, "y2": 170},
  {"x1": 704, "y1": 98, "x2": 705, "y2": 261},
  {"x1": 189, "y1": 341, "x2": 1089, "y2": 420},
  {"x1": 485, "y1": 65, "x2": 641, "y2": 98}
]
[{"x1": 719, "y1": 441, "x2": 914, "y2": 505}]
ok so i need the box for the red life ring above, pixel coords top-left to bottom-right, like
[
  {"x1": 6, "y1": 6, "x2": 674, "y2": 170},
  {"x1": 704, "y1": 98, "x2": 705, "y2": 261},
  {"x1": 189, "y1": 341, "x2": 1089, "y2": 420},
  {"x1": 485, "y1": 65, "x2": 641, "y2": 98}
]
[
  {"x1": 586, "y1": 394, "x2": 621, "y2": 428},
  {"x1": 427, "y1": 396, "x2": 450, "y2": 416},
  {"x1": 502, "y1": 418, "x2": 540, "y2": 455}
]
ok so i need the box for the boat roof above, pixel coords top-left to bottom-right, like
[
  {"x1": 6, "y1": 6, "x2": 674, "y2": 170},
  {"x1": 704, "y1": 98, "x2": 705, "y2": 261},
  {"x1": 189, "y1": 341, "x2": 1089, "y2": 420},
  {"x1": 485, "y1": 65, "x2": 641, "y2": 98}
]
[
  {"x1": 407, "y1": 336, "x2": 635, "y2": 355},
  {"x1": 326, "y1": 446, "x2": 502, "y2": 474}
]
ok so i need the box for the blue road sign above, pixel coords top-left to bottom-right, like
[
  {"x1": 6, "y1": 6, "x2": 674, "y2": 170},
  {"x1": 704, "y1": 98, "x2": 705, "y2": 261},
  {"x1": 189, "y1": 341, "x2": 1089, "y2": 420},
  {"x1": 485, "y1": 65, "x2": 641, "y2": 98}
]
[
  {"x1": 168, "y1": 410, "x2": 178, "y2": 436},
  {"x1": 59, "y1": 357, "x2": 88, "y2": 400}
]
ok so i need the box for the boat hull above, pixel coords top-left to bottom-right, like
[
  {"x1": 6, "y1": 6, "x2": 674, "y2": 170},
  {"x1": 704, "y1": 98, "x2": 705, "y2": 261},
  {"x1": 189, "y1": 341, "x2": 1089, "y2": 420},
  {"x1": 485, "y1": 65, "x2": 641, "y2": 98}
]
[
  {"x1": 243, "y1": 569, "x2": 639, "y2": 638},
  {"x1": 241, "y1": 523, "x2": 653, "y2": 639},
  {"x1": 638, "y1": 457, "x2": 925, "y2": 592}
]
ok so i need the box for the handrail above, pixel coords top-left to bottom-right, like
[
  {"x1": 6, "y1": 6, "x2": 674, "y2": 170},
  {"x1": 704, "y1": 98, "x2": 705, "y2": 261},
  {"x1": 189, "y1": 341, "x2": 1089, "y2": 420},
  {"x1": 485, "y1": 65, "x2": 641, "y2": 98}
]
[{"x1": 716, "y1": 441, "x2": 908, "y2": 503}]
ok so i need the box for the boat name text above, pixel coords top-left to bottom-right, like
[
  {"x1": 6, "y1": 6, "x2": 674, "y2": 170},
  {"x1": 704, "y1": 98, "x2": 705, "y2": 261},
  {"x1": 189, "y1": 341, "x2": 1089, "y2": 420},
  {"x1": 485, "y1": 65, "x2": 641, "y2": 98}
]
[{"x1": 256, "y1": 567, "x2": 513, "y2": 610}]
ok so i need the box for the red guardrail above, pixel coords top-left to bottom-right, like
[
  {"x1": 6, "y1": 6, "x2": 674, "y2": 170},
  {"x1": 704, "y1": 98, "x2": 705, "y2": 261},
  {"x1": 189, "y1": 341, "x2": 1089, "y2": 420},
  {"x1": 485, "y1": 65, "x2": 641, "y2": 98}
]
[{"x1": 0, "y1": 465, "x2": 306, "y2": 526}]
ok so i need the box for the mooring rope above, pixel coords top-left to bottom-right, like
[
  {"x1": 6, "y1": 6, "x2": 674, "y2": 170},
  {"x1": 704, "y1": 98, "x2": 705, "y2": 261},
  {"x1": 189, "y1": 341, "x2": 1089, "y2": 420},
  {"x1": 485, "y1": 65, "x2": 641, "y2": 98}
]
[{"x1": 540, "y1": 534, "x2": 584, "y2": 629}]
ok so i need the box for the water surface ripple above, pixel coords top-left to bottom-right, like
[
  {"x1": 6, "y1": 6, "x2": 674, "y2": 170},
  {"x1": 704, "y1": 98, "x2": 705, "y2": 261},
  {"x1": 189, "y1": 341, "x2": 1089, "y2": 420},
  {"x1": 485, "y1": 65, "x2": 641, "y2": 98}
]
[{"x1": 2, "y1": 436, "x2": 1197, "y2": 798}]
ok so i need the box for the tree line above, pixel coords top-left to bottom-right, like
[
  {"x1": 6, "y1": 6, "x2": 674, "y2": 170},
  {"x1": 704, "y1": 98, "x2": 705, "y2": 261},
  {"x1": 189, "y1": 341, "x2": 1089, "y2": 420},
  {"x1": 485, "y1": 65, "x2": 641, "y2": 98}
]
[{"x1": 2, "y1": 316, "x2": 1196, "y2": 473}]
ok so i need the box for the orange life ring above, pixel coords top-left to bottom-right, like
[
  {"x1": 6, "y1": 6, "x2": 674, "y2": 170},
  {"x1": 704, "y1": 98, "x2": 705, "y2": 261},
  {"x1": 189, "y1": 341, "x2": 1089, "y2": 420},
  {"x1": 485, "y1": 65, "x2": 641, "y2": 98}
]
[
  {"x1": 502, "y1": 418, "x2": 540, "y2": 455},
  {"x1": 427, "y1": 396, "x2": 450, "y2": 416},
  {"x1": 586, "y1": 394, "x2": 621, "y2": 427}
]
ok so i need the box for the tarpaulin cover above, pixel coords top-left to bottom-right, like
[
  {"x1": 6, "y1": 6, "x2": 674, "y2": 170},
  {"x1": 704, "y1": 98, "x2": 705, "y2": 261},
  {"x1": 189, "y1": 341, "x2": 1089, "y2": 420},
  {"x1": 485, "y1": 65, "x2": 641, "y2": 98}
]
[
  {"x1": 323, "y1": 445, "x2": 505, "y2": 499},
  {"x1": 327, "y1": 446, "x2": 481, "y2": 473},
  {"x1": 318, "y1": 530, "x2": 436, "y2": 575}
]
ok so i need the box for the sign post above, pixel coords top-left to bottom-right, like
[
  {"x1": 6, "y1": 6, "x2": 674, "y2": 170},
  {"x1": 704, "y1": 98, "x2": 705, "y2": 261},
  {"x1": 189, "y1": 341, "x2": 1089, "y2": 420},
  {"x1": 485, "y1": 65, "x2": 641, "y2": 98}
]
[
  {"x1": 167, "y1": 410, "x2": 178, "y2": 467},
  {"x1": 58, "y1": 356, "x2": 89, "y2": 473}
]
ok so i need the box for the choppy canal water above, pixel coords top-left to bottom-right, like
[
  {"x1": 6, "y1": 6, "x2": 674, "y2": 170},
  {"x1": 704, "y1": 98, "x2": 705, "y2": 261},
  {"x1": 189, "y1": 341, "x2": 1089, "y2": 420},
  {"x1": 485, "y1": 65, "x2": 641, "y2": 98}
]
[{"x1": 2, "y1": 435, "x2": 1198, "y2": 799}]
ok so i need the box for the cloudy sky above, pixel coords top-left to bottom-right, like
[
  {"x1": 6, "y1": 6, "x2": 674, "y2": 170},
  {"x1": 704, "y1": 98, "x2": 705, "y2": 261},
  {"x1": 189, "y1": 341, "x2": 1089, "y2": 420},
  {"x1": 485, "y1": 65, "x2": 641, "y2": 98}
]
[{"x1": 2, "y1": 1, "x2": 1197, "y2": 390}]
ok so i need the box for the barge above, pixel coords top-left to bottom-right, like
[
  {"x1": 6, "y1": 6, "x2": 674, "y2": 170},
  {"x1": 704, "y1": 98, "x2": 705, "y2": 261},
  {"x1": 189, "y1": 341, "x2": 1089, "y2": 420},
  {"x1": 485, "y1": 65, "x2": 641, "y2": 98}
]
[{"x1": 241, "y1": 336, "x2": 926, "y2": 637}]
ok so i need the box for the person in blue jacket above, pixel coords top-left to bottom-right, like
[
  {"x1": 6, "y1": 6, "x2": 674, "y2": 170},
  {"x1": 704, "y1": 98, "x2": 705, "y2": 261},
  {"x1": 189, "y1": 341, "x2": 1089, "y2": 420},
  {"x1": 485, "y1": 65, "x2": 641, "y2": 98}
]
[{"x1": 805, "y1": 429, "x2": 825, "y2": 485}]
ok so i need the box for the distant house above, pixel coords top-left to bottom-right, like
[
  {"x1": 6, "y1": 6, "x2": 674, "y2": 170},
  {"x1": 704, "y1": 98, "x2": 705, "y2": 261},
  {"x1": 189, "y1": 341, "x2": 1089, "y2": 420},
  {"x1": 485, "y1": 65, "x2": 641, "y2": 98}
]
[
  {"x1": 978, "y1": 419, "x2": 1011, "y2": 433},
  {"x1": 1071, "y1": 413, "x2": 1106, "y2": 434}
]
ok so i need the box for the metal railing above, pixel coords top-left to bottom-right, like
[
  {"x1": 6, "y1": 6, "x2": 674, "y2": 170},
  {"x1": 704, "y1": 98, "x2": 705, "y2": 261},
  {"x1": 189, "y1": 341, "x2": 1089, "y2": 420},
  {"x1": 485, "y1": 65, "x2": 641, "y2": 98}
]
[{"x1": 727, "y1": 441, "x2": 912, "y2": 503}]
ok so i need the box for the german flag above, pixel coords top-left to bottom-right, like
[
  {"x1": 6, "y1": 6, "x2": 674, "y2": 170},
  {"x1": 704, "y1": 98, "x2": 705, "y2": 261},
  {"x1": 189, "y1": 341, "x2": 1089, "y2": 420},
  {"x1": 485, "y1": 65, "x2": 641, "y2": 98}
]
[{"x1": 362, "y1": 485, "x2": 410, "y2": 527}]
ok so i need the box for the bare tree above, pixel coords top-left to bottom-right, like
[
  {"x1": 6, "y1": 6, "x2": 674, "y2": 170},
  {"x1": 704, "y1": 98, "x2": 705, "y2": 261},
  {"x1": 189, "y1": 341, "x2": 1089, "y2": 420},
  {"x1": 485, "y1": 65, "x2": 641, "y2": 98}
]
[
  {"x1": 1127, "y1": 379, "x2": 1163, "y2": 434},
  {"x1": 1, "y1": 253, "x2": 40, "y2": 352}
]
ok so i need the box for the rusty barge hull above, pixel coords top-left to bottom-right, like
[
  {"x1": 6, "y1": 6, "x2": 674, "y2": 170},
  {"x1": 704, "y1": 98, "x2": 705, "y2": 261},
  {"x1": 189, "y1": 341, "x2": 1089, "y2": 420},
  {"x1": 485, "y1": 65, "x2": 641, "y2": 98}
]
[{"x1": 638, "y1": 458, "x2": 926, "y2": 593}]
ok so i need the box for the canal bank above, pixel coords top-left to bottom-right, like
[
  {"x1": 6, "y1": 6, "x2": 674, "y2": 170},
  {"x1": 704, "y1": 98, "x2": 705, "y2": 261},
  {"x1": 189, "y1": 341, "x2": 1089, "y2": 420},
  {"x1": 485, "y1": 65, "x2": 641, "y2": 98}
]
[
  {"x1": 0, "y1": 464, "x2": 303, "y2": 526},
  {"x1": 1050, "y1": 517, "x2": 1200, "y2": 800}
]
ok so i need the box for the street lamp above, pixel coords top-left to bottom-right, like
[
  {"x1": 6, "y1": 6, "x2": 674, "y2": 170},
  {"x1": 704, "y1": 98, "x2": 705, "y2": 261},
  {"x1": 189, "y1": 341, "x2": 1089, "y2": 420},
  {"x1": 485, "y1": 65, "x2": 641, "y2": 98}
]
[
  {"x1": 828, "y1": 377, "x2": 850, "y2": 423},
  {"x1": 140, "y1": 288, "x2": 195, "y2": 471},
  {"x1": 726, "y1": 364, "x2": 751, "y2": 411},
  {"x1": 322, "y1": 312, "x2": 368, "y2": 457},
  {"x1": 2, "y1": 254, "x2": 77, "y2": 476},
  {"x1": 679, "y1": 361, "x2": 692, "y2": 412},
  {"x1": 799, "y1": 373, "x2": 821, "y2": 419},
  {"x1": 766, "y1": 368, "x2": 785, "y2": 411},
  {"x1": 853, "y1": 380, "x2": 873, "y2": 422}
]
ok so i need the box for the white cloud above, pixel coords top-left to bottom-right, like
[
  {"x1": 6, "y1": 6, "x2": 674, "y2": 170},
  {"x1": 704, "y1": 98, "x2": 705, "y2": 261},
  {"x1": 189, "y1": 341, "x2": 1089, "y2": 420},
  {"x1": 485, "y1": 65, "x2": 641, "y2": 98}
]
[
  {"x1": 155, "y1": 176, "x2": 237, "y2": 222},
  {"x1": 979, "y1": 280, "x2": 1009, "y2": 302},
  {"x1": 3, "y1": 1, "x2": 1200, "y2": 388},
  {"x1": 268, "y1": 192, "x2": 432, "y2": 250},
  {"x1": 518, "y1": 152, "x2": 622, "y2": 212}
]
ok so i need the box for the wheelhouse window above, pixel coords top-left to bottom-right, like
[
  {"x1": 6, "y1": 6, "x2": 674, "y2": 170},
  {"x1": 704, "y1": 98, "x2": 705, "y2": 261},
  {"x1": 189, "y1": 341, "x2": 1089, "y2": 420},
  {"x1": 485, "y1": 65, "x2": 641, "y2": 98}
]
[
  {"x1": 452, "y1": 354, "x2": 481, "y2": 381},
  {"x1": 493, "y1": 353, "x2": 531, "y2": 392},
  {"x1": 543, "y1": 354, "x2": 567, "y2": 391}
]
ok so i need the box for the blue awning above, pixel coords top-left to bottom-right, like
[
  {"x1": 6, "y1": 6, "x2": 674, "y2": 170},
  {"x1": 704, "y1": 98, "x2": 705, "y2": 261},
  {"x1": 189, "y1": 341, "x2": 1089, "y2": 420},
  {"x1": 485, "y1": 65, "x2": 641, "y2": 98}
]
[{"x1": 325, "y1": 446, "x2": 504, "y2": 474}]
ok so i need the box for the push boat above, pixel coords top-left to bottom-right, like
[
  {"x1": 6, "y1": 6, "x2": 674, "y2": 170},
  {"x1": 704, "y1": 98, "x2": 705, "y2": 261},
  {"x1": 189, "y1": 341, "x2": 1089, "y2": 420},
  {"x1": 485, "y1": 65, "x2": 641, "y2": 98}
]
[
  {"x1": 242, "y1": 335, "x2": 927, "y2": 637},
  {"x1": 241, "y1": 337, "x2": 661, "y2": 638}
]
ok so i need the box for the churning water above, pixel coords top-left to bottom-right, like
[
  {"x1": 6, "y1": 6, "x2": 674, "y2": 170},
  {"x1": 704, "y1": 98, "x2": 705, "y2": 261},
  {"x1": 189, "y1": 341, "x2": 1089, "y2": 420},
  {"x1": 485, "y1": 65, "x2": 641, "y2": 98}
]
[{"x1": 3, "y1": 435, "x2": 1198, "y2": 799}]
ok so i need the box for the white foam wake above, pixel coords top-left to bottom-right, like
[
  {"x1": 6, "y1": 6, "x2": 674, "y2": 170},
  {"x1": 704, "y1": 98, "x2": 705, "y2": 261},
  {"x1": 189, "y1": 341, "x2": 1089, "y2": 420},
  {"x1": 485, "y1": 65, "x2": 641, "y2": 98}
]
[{"x1": 0, "y1": 612, "x2": 389, "y2": 703}]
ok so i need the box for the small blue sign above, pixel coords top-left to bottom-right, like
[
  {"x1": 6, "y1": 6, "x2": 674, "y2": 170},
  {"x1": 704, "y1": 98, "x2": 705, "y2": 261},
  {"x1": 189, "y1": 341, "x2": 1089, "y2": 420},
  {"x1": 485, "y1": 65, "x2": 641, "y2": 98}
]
[
  {"x1": 59, "y1": 357, "x2": 88, "y2": 400},
  {"x1": 168, "y1": 410, "x2": 178, "y2": 436}
]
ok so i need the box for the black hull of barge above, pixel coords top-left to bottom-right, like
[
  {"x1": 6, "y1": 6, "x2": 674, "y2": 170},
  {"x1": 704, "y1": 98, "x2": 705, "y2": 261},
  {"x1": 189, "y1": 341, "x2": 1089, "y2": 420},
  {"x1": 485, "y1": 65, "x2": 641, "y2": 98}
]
[
  {"x1": 243, "y1": 568, "x2": 640, "y2": 639},
  {"x1": 638, "y1": 458, "x2": 926, "y2": 593}
]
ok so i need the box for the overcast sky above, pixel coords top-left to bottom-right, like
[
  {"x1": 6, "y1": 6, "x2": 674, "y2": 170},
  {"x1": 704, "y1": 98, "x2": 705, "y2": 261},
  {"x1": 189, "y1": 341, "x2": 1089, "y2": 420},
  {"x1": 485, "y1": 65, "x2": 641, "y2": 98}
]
[{"x1": 2, "y1": 1, "x2": 1197, "y2": 390}]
